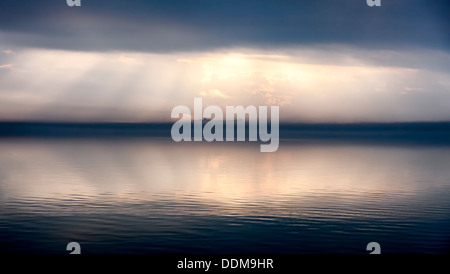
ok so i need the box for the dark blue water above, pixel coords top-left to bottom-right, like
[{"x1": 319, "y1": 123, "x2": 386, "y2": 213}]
[{"x1": 0, "y1": 138, "x2": 449, "y2": 253}]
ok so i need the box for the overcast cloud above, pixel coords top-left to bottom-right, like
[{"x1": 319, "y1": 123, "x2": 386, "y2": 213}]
[
  {"x1": 0, "y1": 0, "x2": 448, "y2": 52},
  {"x1": 0, "y1": 0, "x2": 449, "y2": 122}
]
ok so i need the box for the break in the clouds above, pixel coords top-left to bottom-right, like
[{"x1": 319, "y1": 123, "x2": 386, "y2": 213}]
[
  {"x1": 1, "y1": 47, "x2": 449, "y2": 123},
  {"x1": 0, "y1": 0, "x2": 449, "y2": 122}
]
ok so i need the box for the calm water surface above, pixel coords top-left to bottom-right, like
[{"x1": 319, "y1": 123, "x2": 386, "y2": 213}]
[{"x1": 0, "y1": 138, "x2": 449, "y2": 253}]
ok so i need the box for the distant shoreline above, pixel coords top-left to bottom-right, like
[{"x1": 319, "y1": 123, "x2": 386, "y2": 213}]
[{"x1": 1, "y1": 121, "x2": 450, "y2": 144}]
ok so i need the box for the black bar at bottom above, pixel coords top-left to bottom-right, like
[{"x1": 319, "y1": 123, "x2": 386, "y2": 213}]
[{"x1": 7, "y1": 254, "x2": 447, "y2": 272}]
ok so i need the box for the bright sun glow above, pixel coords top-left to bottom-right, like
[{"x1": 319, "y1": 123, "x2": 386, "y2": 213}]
[{"x1": 1, "y1": 48, "x2": 449, "y2": 122}]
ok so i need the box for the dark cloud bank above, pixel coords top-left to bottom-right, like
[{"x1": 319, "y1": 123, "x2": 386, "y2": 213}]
[{"x1": 0, "y1": 0, "x2": 448, "y2": 52}]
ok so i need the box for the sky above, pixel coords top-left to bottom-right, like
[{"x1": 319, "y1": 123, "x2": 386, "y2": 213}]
[{"x1": 0, "y1": 0, "x2": 449, "y2": 123}]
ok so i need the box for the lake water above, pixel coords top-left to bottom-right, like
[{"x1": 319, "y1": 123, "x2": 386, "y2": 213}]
[{"x1": 0, "y1": 138, "x2": 449, "y2": 254}]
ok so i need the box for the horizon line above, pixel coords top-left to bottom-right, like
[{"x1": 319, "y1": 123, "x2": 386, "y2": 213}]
[{"x1": 1, "y1": 121, "x2": 450, "y2": 125}]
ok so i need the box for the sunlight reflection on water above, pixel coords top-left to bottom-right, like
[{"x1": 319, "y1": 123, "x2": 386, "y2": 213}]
[{"x1": 0, "y1": 138, "x2": 449, "y2": 253}]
